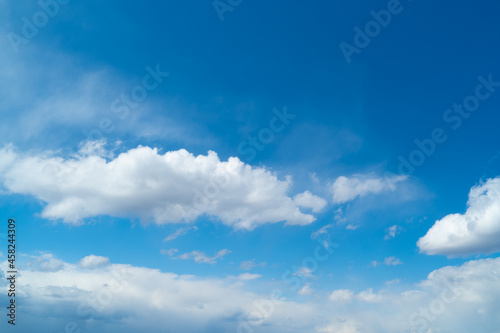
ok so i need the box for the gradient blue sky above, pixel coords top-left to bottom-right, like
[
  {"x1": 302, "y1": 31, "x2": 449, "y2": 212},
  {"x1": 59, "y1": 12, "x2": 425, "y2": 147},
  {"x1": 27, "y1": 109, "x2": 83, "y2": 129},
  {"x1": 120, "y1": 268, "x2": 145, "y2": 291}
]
[{"x1": 1, "y1": 1, "x2": 500, "y2": 332}]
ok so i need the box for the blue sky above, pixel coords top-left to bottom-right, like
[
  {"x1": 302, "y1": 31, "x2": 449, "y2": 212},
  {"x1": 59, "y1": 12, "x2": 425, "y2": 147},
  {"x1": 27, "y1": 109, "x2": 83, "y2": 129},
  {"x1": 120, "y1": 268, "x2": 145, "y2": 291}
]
[{"x1": 1, "y1": 0, "x2": 500, "y2": 332}]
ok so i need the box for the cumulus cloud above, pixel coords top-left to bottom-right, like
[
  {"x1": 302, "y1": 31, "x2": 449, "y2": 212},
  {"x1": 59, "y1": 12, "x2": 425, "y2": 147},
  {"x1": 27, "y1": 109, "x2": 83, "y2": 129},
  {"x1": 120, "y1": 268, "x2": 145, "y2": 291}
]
[
  {"x1": 79, "y1": 255, "x2": 110, "y2": 269},
  {"x1": 323, "y1": 257, "x2": 500, "y2": 332},
  {"x1": 293, "y1": 191, "x2": 327, "y2": 213},
  {"x1": 25, "y1": 253, "x2": 65, "y2": 272},
  {"x1": 418, "y1": 177, "x2": 500, "y2": 256},
  {"x1": 8, "y1": 254, "x2": 324, "y2": 333},
  {"x1": 356, "y1": 288, "x2": 384, "y2": 303},
  {"x1": 0, "y1": 143, "x2": 324, "y2": 230},
  {"x1": 331, "y1": 174, "x2": 407, "y2": 204}
]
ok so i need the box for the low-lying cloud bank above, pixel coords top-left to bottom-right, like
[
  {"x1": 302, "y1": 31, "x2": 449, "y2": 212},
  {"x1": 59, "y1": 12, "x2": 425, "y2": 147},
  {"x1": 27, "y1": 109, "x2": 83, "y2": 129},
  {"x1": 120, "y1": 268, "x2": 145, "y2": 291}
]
[{"x1": 3, "y1": 253, "x2": 500, "y2": 333}]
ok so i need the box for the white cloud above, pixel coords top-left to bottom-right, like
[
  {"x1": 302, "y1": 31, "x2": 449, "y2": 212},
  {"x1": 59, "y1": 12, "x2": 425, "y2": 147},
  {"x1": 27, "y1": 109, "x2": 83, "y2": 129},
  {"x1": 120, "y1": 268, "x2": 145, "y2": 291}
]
[
  {"x1": 293, "y1": 267, "x2": 314, "y2": 278},
  {"x1": 0, "y1": 144, "x2": 323, "y2": 230},
  {"x1": 164, "y1": 226, "x2": 198, "y2": 242},
  {"x1": 319, "y1": 318, "x2": 362, "y2": 333},
  {"x1": 7, "y1": 253, "x2": 324, "y2": 333},
  {"x1": 370, "y1": 257, "x2": 402, "y2": 267},
  {"x1": 331, "y1": 174, "x2": 407, "y2": 204},
  {"x1": 356, "y1": 288, "x2": 384, "y2": 303},
  {"x1": 162, "y1": 249, "x2": 231, "y2": 264},
  {"x1": 418, "y1": 177, "x2": 500, "y2": 256},
  {"x1": 384, "y1": 257, "x2": 403, "y2": 266},
  {"x1": 298, "y1": 283, "x2": 314, "y2": 296},
  {"x1": 235, "y1": 273, "x2": 262, "y2": 280},
  {"x1": 160, "y1": 249, "x2": 179, "y2": 257},
  {"x1": 240, "y1": 260, "x2": 257, "y2": 270},
  {"x1": 0, "y1": 33, "x2": 207, "y2": 151},
  {"x1": 384, "y1": 225, "x2": 401, "y2": 240},
  {"x1": 385, "y1": 278, "x2": 401, "y2": 286},
  {"x1": 239, "y1": 260, "x2": 265, "y2": 271},
  {"x1": 293, "y1": 190, "x2": 327, "y2": 213},
  {"x1": 79, "y1": 255, "x2": 110, "y2": 269},
  {"x1": 6, "y1": 253, "x2": 500, "y2": 332},
  {"x1": 329, "y1": 289, "x2": 354, "y2": 302},
  {"x1": 25, "y1": 253, "x2": 66, "y2": 272},
  {"x1": 311, "y1": 224, "x2": 334, "y2": 240}
]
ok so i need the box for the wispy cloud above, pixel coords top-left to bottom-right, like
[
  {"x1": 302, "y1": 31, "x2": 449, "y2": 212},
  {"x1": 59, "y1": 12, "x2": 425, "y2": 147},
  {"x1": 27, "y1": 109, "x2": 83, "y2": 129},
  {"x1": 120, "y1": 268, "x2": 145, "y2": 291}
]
[
  {"x1": 161, "y1": 249, "x2": 231, "y2": 264},
  {"x1": 239, "y1": 260, "x2": 266, "y2": 271},
  {"x1": 370, "y1": 257, "x2": 403, "y2": 267},
  {"x1": 311, "y1": 224, "x2": 334, "y2": 240},
  {"x1": 233, "y1": 273, "x2": 262, "y2": 280},
  {"x1": 298, "y1": 283, "x2": 314, "y2": 296},
  {"x1": 384, "y1": 256, "x2": 403, "y2": 266},
  {"x1": 163, "y1": 226, "x2": 198, "y2": 242},
  {"x1": 384, "y1": 225, "x2": 402, "y2": 240},
  {"x1": 331, "y1": 174, "x2": 407, "y2": 204}
]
